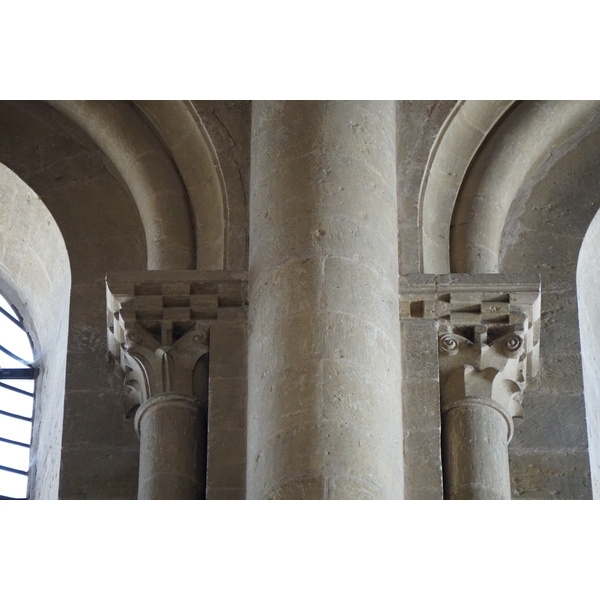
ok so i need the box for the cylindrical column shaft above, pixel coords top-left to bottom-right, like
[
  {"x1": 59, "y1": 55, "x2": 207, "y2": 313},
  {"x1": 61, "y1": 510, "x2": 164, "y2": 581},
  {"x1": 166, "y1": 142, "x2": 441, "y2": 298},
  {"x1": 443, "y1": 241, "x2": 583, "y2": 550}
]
[
  {"x1": 442, "y1": 399, "x2": 511, "y2": 500},
  {"x1": 248, "y1": 101, "x2": 403, "y2": 499},
  {"x1": 135, "y1": 393, "x2": 206, "y2": 499}
]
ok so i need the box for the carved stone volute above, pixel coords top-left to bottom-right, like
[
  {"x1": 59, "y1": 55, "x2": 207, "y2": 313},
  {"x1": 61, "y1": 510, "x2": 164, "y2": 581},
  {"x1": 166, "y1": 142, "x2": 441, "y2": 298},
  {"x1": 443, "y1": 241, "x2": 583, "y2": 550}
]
[
  {"x1": 438, "y1": 323, "x2": 529, "y2": 441},
  {"x1": 400, "y1": 274, "x2": 541, "y2": 438},
  {"x1": 106, "y1": 270, "x2": 247, "y2": 416},
  {"x1": 400, "y1": 274, "x2": 541, "y2": 499},
  {"x1": 121, "y1": 323, "x2": 209, "y2": 406}
]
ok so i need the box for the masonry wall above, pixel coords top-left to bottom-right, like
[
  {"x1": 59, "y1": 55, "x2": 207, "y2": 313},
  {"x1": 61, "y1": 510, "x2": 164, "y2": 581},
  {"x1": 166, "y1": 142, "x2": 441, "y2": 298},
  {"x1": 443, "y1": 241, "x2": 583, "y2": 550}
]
[{"x1": 0, "y1": 100, "x2": 596, "y2": 499}]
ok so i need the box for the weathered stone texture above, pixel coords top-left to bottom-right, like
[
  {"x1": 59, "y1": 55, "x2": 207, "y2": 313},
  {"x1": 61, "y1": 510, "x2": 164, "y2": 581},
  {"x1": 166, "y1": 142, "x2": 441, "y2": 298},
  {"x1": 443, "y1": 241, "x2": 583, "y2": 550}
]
[
  {"x1": 247, "y1": 101, "x2": 403, "y2": 499},
  {"x1": 206, "y1": 320, "x2": 247, "y2": 499},
  {"x1": 401, "y1": 320, "x2": 443, "y2": 500},
  {"x1": 1, "y1": 100, "x2": 599, "y2": 501}
]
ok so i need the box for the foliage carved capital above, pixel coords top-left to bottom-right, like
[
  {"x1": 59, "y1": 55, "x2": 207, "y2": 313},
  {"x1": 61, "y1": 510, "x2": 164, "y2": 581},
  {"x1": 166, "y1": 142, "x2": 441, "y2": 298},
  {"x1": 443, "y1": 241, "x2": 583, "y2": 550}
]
[{"x1": 106, "y1": 270, "x2": 247, "y2": 413}]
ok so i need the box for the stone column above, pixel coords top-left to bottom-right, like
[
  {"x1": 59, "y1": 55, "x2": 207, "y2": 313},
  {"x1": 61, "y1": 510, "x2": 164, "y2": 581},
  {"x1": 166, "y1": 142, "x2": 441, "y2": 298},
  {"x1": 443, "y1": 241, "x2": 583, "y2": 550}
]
[
  {"x1": 248, "y1": 101, "x2": 403, "y2": 499},
  {"x1": 441, "y1": 398, "x2": 512, "y2": 500},
  {"x1": 135, "y1": 392, "x2": 206, "y2": 499},
  {"x1": 119, "y1": 326, "x2": 209, "y2": 500},
  {"x1": 399, "y1": 274, "x2": 541, "y2": 500},
  {"x1": 438, "y1": 329, "x2": 526, "y2": 499},
  {"x1": 106, "y1": 271, "x2": 246, "y2": 500}
]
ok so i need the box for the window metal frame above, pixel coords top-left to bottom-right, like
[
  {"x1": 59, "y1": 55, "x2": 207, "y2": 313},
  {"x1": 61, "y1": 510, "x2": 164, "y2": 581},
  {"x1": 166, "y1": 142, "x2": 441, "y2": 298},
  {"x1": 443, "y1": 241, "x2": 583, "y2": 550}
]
[{"x1": 0, "y1": 299, "x2": 36, "y2": 500}]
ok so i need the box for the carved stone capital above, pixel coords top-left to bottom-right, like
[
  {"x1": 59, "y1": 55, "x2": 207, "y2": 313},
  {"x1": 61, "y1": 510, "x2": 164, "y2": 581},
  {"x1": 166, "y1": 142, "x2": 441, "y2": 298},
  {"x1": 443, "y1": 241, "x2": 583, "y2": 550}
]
[
  {"x1": 120, "y1": 324, "x2": 209, "y2": 405},
  {"x1": 400, "y1": 274, "x2": 540, "y2": 434},
  {"x1": 106, "y1": 270, "x2": 247, "y2": 411},
  {"x1": 438, "y1": 329, "x2": 527, "y2": 440}
]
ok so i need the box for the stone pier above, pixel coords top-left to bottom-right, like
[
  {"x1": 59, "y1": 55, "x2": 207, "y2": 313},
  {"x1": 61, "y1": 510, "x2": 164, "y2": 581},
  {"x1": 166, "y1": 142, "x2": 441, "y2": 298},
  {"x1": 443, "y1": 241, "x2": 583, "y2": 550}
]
[{"x1": 247, "y1": 101, "x2": 404, "y2": 499}]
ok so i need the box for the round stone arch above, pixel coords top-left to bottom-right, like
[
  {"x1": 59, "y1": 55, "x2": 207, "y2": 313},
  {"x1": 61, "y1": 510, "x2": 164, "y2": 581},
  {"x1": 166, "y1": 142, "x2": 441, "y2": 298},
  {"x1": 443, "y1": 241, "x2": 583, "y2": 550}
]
[
  {"x1": 469, "y1": 105, "x2": 600, "y2": 499},
  {"x1": 133, "y1": 101, "x2": 229, "y2": 270},
  {"x1": 0, "y1": 162, "x2": 71, "y2": 499},
  {"x1": 419, "y1": 100, "x2": 515, "y2": 273},
  {"x1": 47, "y1": 100, "x2": 229, "y2": 271},
  {"x1": 449, "y1": 100, "x2": 600, "y2": 273},
  {"x1": 419, "y1": 100, "x2": 600, "y2": 497}
]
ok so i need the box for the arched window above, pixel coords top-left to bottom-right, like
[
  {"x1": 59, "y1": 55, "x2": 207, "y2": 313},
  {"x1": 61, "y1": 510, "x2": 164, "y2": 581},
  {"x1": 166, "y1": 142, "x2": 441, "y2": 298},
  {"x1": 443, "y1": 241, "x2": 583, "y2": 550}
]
[
  {"x1": 0, "y1": 162, "x2": 70, "y2": 499},
  {"x1": 0, "y1": 292, "x2": 36, "y2": 499}
]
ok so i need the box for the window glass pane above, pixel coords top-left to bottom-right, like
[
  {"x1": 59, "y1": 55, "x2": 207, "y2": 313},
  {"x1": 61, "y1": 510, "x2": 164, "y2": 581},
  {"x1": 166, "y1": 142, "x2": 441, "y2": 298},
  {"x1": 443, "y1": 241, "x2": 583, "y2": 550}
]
[
  {"x1": 0, "y1": 378, "x2": 34, "y2": 395},
  {"x1": 0, "y1": 354, "x2": 26, "y2": 369},
  {"x1": 0, "y1": 291, "x2": 35, "y2": 499},
  {"x1": 0, "y1": 469, "x2": 27, "y2": 498},
  {"x1": 0, "y1": 440, "x2": 29, "y2": 472},
  {"x1": 0, "y1": 315, "x2": 33, "y2": 364},
  {"x1": 0, "y1": 414, "x2": 31, "y2": 445},
  {"x1": 0, "y1": 386, "x2": 33, "y2": 418},
  {"x1": 0, "y1": 295, "x2": 18, "y2": 320}
]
